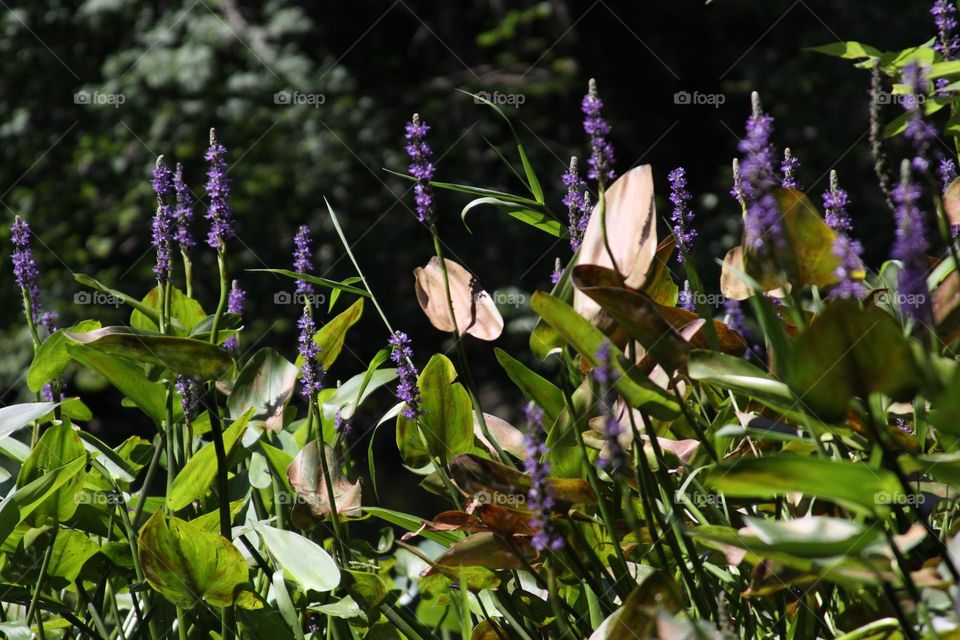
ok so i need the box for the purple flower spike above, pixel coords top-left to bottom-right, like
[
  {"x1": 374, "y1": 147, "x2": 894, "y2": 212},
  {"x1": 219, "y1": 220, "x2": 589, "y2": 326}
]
[
  {"x1": 780, "y1": 148, "x2": 801, "y2": 190},
  {"x1": 297, "y1": 308, "x2": 325, "y2": 398},
  {"x1": 522, "y1": 402, "x2": 563, "y2": 552},
  {"x1": 822, "y1": 171, "x2": 864, "y2": 299},
  {"x1": 668, "y1": 167, "x2": 696, "y2": 261},
  {"x1": 737, "y1": 92, "x2": 784, "y2": 254},
  {"x1": 891, "y1": 160, "x2": 931, "y2": 320},
  {"x1": 176, "y1": 375, "x2": 200, "y2": 420},
  {"x1": 933, "y1": 0, "x2": 959, "y2": 94},
  {"x1": 562, "y1": 157, "x2": 590, "y2": 250},
  {"x1": 293, "y1": 225, "x2": 316, "y2": 297},
  {"x1": 389, "y1": 331, "x2": 423, "y2": 419},
  {"x1": 151, "y1": 157, "x2": 174, "y2": 285},
  {"x1": 404, "y1": 114, "x2": 436, "y2": 225},
  {"x1": 592, "y1": 343, "x2": 624, "y2": 471},
  {"x1": 582, "y1": 78, "x2": 616, "y2": 185},
  {"x1": 223, "y1": 282, "x2": 245, "y2": 351},
  {"x1": 902, "y1": 63, "x2": 936, "y2": 173},
  {"x1": 550, "y1": 258, "x2": 563, "y2": 286},
  {"x1": 11, "y1": 216, "x2": 45, "y2": 328},
  {"x1": 173, "y1": 163, "x2": 195, "y2": 249},
  {"x1": 205, "y1": 128, "x2": 234, "y2": 250}
]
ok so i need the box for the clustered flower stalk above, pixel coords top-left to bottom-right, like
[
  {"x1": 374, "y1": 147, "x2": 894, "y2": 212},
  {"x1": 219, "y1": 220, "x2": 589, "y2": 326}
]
[
  {"x1": 582, "y1": 78, "x2": 616, "y2": 188},
  {"x1": 668, "y1": 166, "x2": 696, "y2": 261},
  {"x1": 293, "y1": 224, "x2": 316, "y2": 298},
  {"x1": 523, "y1": 403, "x2": 563, "y2": 551},
  {"x1": 902, "y1": 62, "x2": 936, "y2": 174},
  {"x1": 780, "y1": 148, "x2": 800, "y2": 189},
  {"x1": 151, "y1": 157, "x2": 174, "y2": 291},
  {"x1": 562, "y1": 156, "x2": 589, "y2": 251},
  {"x1": 593, "y1": 342, "x2": 624, "y2": 472},
  {"x1": 933, "y1": 0, "x2": 959, "y2": 93},
  {"x1": 891, "y1": 159, "x2": 932, "y2": 321},
  {"x1": 869, "y1": 62, "x2": 895, "y2": 210},
  {"x1": 222, "y1": 282, "x2": 245, "y2": 352},
  {"x1": 735, "y1": 92, "x2": 784, "y2": 255},
  {"x1": 388, "y1": 331, "x2": 423, "y2": 419},
  {"x1": 823, "y1": 171, "x2": 865, "y2": 299},
  {"x1": 205, "y1": 128, "x2": 234, "y2": 346},
  {"x1": 10, "y1": 216, "x2": 53, "y2": 345},
  {"x1": 173, "y1": 162, "x2": 195, "y2": 296},
  {"x1": 405, "y1": 114, "x2": 436, "y2": 227}
]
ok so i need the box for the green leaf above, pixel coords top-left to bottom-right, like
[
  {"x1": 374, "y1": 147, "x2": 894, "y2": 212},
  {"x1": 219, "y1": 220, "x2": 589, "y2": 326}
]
[
  {"x1": 363, "y1": 506, "x2": 460, "y2": 546},
  {"x1": 73, "y1": 273, "x2": 160, "y2": 324},
  {"x1": 786, "y1": 300, "x2": 923, "y2": 421},
  {"x1": 167, "y1": 408, "x2": 255, "y2": 511},
  {"x1": 247, "y1": 269, "x2": 370, "y2": 297},
  {"x1": 254, "y1": 522, "x2": 340, "y2": 593},
  {"x1": 66, "y1": 345, "x2": 171, "y2": 422},
  {"x1": 688, "y1": 350, "x2": 795, "y2": 406},
  {"x1": 0, "y1": 456, "x2": 87, "y2": 541},
  {"x1": 27, "y1": 320, "x2": 101, "y2": 392},
  {"x1": 461, "y1": 197, "x2": 563, "y2": 237},
  {"x1": 228, "y1": 348, "x2": 298, "y2": 433},
  {"x1": 0, "y1": 402, "x2": 60, "y2": 440},
  {"x1": 130, "y1": 286, "x2": 206, "y2": 335},
  {"x1": 530, "y1": 291, "x2": 680, "y2": 419},
  {"x1": 138, "y1": 510, "x2": 250, "y2": 609},
  {"x1": 494, "y1": 348, "x2": 565, "y2": 423},
  {"x1": 806, "y1": 41, "x2": 882, "y2": 60},
  {"x1": 17, "y1": 422, "x2": 87, "y2": 525},
  {"x1": 384, "y1": 168, "x2": 542, "y2": 208},
  {"x1": 396, "y1": 354, "x2": 473, "y2": 466},
  {"x1": 48, "y1": 529, "x2": 99, "y2": 581},
  {"x1": 739, "y1": 516, "x2": 884, "y2": 558},
  {"x1": 322, "y1": 366, "x2": 397, "y2": 421},
  {"x1": 313, "y1": 298, "x2": 364, "y2": 369},
  {"x1": 65, "y1": 326, "x2": 232, "y2": 381},
  {"x1": 706, "y1": 456, "x2": 902, "y2": 514}
]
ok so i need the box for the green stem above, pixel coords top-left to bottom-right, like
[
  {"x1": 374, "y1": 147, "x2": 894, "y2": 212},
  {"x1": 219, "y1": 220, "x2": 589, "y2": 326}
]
[
  {"x1": 210, "y1": 249, "x2": 229, "y2": 346},
  {"x1": 26, "y1": 528, "x2": 56, "y2": 633}
]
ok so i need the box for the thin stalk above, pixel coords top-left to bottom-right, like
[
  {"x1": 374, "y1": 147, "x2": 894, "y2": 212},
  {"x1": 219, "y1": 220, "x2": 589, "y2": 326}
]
[
  {"x1": 26, "y1": 528, "x2": 56, "y2": 635},
  {"x1": 310, "y1": 401, "x2": 348, "y2": 563},
  {"x1": 210, "y1": 249, "x2": 229, "y2": 345}
]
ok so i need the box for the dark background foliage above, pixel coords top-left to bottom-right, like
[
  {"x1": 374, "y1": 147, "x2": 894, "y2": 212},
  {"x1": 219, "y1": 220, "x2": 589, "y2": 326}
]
[{"x1": 0, "y1": 0, "x2": 932, "y2": 512}]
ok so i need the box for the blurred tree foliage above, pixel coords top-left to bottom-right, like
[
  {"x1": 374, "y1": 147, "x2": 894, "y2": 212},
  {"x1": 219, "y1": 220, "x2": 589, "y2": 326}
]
[{"x1": 0, "y1": 0, "x2": 932, "y2": 443}]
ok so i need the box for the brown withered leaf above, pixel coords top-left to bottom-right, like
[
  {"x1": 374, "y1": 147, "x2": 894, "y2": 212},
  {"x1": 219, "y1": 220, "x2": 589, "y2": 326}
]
[
  {"x1": 401, "y1": 511, "x2": 488, "y2": 541},
  {"x1": 450, "y1": 453, "x2": 596, "y2": 508},
  {"x1": 425, "y1": 532, "x2": 536, "y2": 573},
  {"x1": 943, "y1": 177, "x2": 960, "y2": 228},
  {"x1": 414, "y1": 257, "x2": 503, "y2": 340},
  {"x1": 474, "y1": 413, "x2": 527, "y2": 461},
  {"x1": 287, "y1": 441, "x2": 362, "y2": 518},
  {"x1": 467, "y1": 503, "x2": 537, "y2": 536},
  {"x1": 575, "y1": 165, "x2": 658, "y2": 319}
]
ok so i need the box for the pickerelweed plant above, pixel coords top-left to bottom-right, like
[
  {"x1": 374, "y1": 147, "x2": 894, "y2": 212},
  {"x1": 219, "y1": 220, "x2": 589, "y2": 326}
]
[{"x1": 11, "y1": 7, "x2": 960, "y2": 638}]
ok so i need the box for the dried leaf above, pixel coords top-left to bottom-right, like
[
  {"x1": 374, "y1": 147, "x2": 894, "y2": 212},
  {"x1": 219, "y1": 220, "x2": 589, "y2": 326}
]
[{"x1": 414, "y1": 257, "x2": 503, "y2": 340}]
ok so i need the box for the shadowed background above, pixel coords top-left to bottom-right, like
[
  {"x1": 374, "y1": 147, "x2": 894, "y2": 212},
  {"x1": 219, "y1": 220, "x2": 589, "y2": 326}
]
[{"x1": 0, "y1": 0, "x2": 932, "y2": 513}]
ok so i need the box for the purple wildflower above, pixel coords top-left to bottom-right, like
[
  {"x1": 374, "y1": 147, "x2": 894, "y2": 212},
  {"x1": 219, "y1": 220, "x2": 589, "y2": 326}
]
[
  {"x1": 204, "y1": 129, "x2": 234, "y2": 249},
  {"x1": 891, "y1": 160, "x2": 931, "y2": 320},
  {"x1": 550, "y1": 258, "x2": 563, "y2": 286},
  {"x1": 297, "y1": 308, "x2": 325, "y2": 398},
  {"x1": 176, "y1": 376, "x2": 200, "y2": 421},
  {"x1": 678, "y1": 281, "x2": 696, "y2": 311},
  {"x1": 940, "y1": 157, "x2": 960, "y2": 238},
  {"x1": 933, "y1": 0, "x2": 959, "y2": 93},
  {"x1": 172, "y1": 162, "x2": 194, "y2": 249},
  {"x1": 223, "y1": 283, "x2": 245, "y2": 352},
  {"x1": 731, "y1": 158, "x2": 745, "y2": 207},
  {"x1": 151, "y1": 157, "x2": 174, "y2": 284},
  {"x1": 582, "y1": 78, "x2": 616, "y2": 185},
  {"x1": 522, "y1": 403, "x2": 563, "y2": 552},
  {"x1": 11, "y1": 216, "x2": 42, "y2": 325},
  {"x1": 292, "y1": 225, "x2": 315, "y2": 297},
  {"x1": 902, "y1": 63, "x2": 936, "y2": 173},
  {"x1": 562, "y1": 157, "x2": 590, "y2": 250},
  {"x1": 780, "y1": 148, "x2": 800, "y2": 190},
  {"x1": 737, "y1": 93, "x2": 784, "y2": 253},
  {"x1": 823, "y1": 171, "x2": 865, "y2": 299},
  {"x1": 333, "y1": 410, "x2": 352, "y2": 437},
  {"x1": 668, "y1": 167, "x2": 696, "y2": 260},
  {"x1": 592, "y1": 343, "x2": 624, "y2": 471},
  {"x1": 389, "y1": 331, "x2": 423, "y2": 419},
  {"x1": 404, "y1": 114, "x2": 436, "y2": 225}
]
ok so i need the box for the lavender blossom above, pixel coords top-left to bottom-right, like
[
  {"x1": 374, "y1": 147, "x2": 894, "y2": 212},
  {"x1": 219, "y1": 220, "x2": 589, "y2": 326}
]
[
  {"x1": 389, "y1": 331, "x2": 423, "y2": 419},
  {"x1": 205, "y1": 129, "x2": 234, "y2": 249},
  {"x1": 736, "y1": 93, "x2": 784, "y2": 253},
  {"x1": 582, "y1": 78, "x2": 616, "y2": 185},
  {"x1": 562, "y1": 157, "x2": 589, "y2": 250},
  {"x1": 940, "y1": 157, "x2": 960, "y2": 238},
  {"x1": 780, "y1": 148, "x2": 800, "y2": 190},
  {"x1": 11, "y1": 216, "x2": 42, "y2": 326},
  {"x1": 902, "y1": 63, "x2": 936, "y2": 173},
  {"x1": 292, "y1": 225, "x2": 315, "y2": 297},
  {"x1": 172, "y1": 162, "x2": 195, "y2": 249},
  {"x1": 297, "y1": 308, "x2": 325, "y2": 398},
  {"x1": 592, "y1": 342, "x2": 624, "y2": 472},
  {"x1": 151, "y1": 157, "x2": 174, "y2": 284},
  {"x1": 176, "y1": 375, "x2": 200, "y2": 421},
  {"x1": 891, "y1": 160, "x2": 931, "y2": 320},
  {"x1": 933, "y1": 0, "x2": 959, "y2": 93},
  {"x1": 550, "y1": 258, "x2": 563, "y2": 286},
  {"x1": 668, "y1": 167, "x2": 696, "y2": 260},
  {"x1": 522, "y1": 403, "x2": 563, "y2": 552},
  {"x1": 731, "y1": 158, "x2": 745, "y2": 207},
  {"x1": 823, "y1": 171, "x2": 864, "y2": 299},
  {"x1": 223, "y1": 283, "x2": 245, "y2": 352},
  {"x1": 404, "y1": 114, "x2": 436, "y2": 225},
  {"x1": 678, "y1": 281, "x2": 696, "y2": 311}
]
